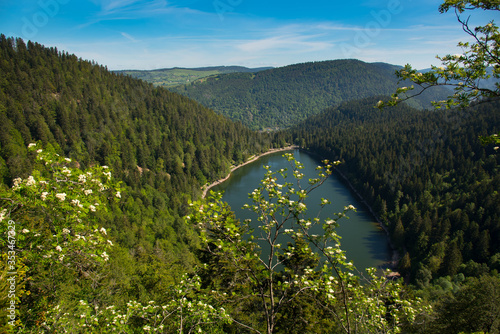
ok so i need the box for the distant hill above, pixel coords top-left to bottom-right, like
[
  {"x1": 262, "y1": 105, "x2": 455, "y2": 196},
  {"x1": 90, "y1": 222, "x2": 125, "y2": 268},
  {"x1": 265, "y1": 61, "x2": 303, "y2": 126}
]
[
  {"x1": 0, "y1": 35, "x2": 274, "y2": 297},
  {"x1": 115, "y1": 65, "x2": 273, "y2": 87},
  {"x1": 169, "y1": 60, "x2": 452, "y2": 130},
  {"x1": 0, "y1": 36, "x2": 280, "y2": 329}
]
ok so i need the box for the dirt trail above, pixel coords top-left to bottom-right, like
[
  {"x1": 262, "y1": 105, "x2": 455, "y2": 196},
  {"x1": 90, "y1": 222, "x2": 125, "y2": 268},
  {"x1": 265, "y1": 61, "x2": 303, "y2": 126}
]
[{"x1": 201, "y1": 146, "x2": 298, "y2": 198}]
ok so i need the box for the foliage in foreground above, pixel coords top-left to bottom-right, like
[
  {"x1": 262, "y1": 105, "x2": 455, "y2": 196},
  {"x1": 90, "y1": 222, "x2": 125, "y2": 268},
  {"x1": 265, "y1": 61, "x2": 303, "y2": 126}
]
[
  {"x1": 1, "y1": 146, "x2": 431, "y2": 333},
  {"x1": 188, "y1": 154, "x2": 430, "y2": 333},
  {"x1": 0, "y1": 144, "x2": 230, "y2": 333},
  {"x1": 2, "y1": 145, "x2": 499, "y2": 333},
  {"x1": 378, "y1": 0, "x2": 500, "y2": 145}
]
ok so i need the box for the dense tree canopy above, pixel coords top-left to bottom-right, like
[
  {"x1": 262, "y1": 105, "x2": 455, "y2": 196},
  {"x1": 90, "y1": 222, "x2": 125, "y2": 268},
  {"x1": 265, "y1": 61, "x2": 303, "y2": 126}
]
[
  {"x1": 170, "y1": 60, "x2": 451, "y2": 130},
  {"x1": 1, "y1": 33, "x2": 499, "y2": 333},
  {"x1": 0, "y1": 34, "x2": 275, "y2": 331},
  {"x1": 286, "y1": 96, "x2": 500, "y2": 283}
]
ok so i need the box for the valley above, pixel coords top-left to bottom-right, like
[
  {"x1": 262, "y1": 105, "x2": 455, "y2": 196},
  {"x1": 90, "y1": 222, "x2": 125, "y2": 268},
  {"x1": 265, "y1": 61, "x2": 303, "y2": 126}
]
[
  {"x1": 167, "y1": 60, "x2": 453, "y2": 129},
  {"x1": 0, "y1": 34, "x2": 499, "y2": 333}
]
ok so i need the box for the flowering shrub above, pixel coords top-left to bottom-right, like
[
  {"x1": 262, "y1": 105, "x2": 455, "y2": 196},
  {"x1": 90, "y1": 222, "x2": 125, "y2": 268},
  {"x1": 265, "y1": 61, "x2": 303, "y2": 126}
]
[
  {"x1": 37, "y1": 274, "x2": 230, "y2": 333},
  {"x1": 1, "y1": 143, "x2": 232, "y2": 333},
  {"x1": 0, "y1": 142, "x2": 120, "y2": 331},
  {"x1": 1, "y1": 145, "x2": 430, "y2": 333},
  {"x1": 1, "y1": 142, "x2": 119, "y2": 267},
  {"x1": 188, "y1": 154, "x2": 430, "y2": 333}
]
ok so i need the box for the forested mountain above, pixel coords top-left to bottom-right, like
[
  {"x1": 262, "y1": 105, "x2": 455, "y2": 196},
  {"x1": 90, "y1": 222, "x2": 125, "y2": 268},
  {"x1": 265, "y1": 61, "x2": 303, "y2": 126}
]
[
  {"x1": 0, "y1": 36, "x2": 274, "y2": 189},
  {"x1": 0, "y1": 34, "x2": 275, "y2": 312},
  {"x1": 284, "y1": 97, "x2": 500, "y2": 283},
  {"x1": 116, "y1": 65, "x2": 273, "y2": 87},
  {"x1": 1, "y1": 34, "x2": 499, "y2": 333},
  {"x1": 169, "y1": 60, "x2": 452, "y2": 130}
]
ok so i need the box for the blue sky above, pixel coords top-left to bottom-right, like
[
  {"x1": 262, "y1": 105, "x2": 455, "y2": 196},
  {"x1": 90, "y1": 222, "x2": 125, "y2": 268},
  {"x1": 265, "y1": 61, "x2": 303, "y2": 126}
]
[{"x1": 0, "y1": 0, "x2": 498, "y2": 70}]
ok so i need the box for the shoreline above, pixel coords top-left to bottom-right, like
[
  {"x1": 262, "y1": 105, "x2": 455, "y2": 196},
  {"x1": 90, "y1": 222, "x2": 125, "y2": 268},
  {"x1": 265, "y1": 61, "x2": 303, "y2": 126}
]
[
  {"x1": 300, "y1": 148, "x2": 400, "y2": 272},
  {"x1": 201, "y1": 145, "x2": 299, "y2": 199},
  {"x1": 201, "y1": 146, "x2": 400, "y2": 274},
  {"x1": 333, "y1": 167, "x2": 401, "y2": 271}
]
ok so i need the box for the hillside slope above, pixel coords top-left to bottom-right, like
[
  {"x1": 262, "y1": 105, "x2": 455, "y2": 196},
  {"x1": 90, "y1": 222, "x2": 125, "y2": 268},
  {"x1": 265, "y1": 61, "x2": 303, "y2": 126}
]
[
  {"x1": 0, "y1": 35, "x2": 274, "y2": 303},
  {"x1": 286, "y1": 96, "x2": 500, "y2": 282},
  {"x1": 170, "y1": 60, "x2": 451, "y2": 129}
]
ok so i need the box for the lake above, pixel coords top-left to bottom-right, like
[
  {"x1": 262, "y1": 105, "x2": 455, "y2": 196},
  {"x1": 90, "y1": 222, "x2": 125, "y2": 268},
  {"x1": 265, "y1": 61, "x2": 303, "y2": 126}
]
[{"x1": 212, "y1": 149, "x2": 392, "y2": 273}]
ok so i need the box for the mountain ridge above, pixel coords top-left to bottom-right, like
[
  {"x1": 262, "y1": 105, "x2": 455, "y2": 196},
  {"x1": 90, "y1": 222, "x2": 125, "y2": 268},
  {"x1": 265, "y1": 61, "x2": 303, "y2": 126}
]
[
  {"x1": 169, "y1": 59, "x2": 452, "y2": 130},
  {"x1": 115, "y1": 65, "x2": 273, "y2": 73},
  {"x1": 114, "y1": 65, "x2": 273, "y2": 87}
]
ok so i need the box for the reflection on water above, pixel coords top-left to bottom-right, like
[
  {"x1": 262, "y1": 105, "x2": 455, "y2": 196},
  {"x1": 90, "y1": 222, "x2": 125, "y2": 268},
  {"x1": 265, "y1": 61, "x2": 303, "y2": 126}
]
[{"x1": 213, "y1": 149, "x2": 391, "y2": 272}]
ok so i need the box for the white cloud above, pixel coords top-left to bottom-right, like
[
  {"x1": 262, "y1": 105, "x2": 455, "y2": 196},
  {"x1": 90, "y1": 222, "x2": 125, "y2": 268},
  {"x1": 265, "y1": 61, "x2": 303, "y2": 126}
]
[
  {"x1": 100, "y1": 0, "x2": 210, "y2": 18},
  {"x1": 120, "y1": 32, "x2": 138, "y2": 42},
  {"x1": 47, "y1": 1, "x2": 484, "y2": 71},
  {"x1": 237, "y1": 35, "x2": 332, "y2": 53}
]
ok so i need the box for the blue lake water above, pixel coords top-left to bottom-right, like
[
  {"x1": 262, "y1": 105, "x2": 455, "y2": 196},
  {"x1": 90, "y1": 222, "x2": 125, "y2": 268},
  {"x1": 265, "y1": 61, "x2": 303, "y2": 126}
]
[{"x1": 212, "y1": 149, "x2": 392, "y2": 272}]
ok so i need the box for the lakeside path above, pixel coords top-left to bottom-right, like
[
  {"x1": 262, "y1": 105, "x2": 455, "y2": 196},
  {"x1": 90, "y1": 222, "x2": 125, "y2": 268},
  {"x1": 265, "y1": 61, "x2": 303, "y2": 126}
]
[{"x1": 202, "y1": 145, "x2": 299, "y2": 199}]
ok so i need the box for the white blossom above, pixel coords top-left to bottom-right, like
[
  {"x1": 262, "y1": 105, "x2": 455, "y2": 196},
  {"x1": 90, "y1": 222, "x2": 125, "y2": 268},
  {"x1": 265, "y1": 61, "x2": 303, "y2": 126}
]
[
  {"x1": 12, "y1": 177, "x2": 22, "y2": 189},
  {"x1": 89, "y1": 205, "x2": 96, "y2": 212},
  {"x1": 55, "y1": 245, "x2": 62, "y2": 252},
  {"x1": 100, "y1": 227, "x2": 107, "y2": 235},
  {"x1": 84, "y1": 189, "x2": 93, "y2": 196},
  {"x1": 41, "y1": 192, "x2": 49, "y2": 201},
  {"x1": 0, "y1": 209, "x2": 7, "y2": 222},
  {"x1": 28, "y1": 143, "x2": 37, "y2": 148},
  {"x1": 21, "y1": 229, "x2": 30, "y2": 233},
  {"x1": 26, "y1": 175, "x2": 36, "y2": 186},
  {"x1": 115, "y1": 191, "x2": 121, "y2": 198},
  {"x1": 55, "y1": 193, "x2": 66, "y2": 201}
]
